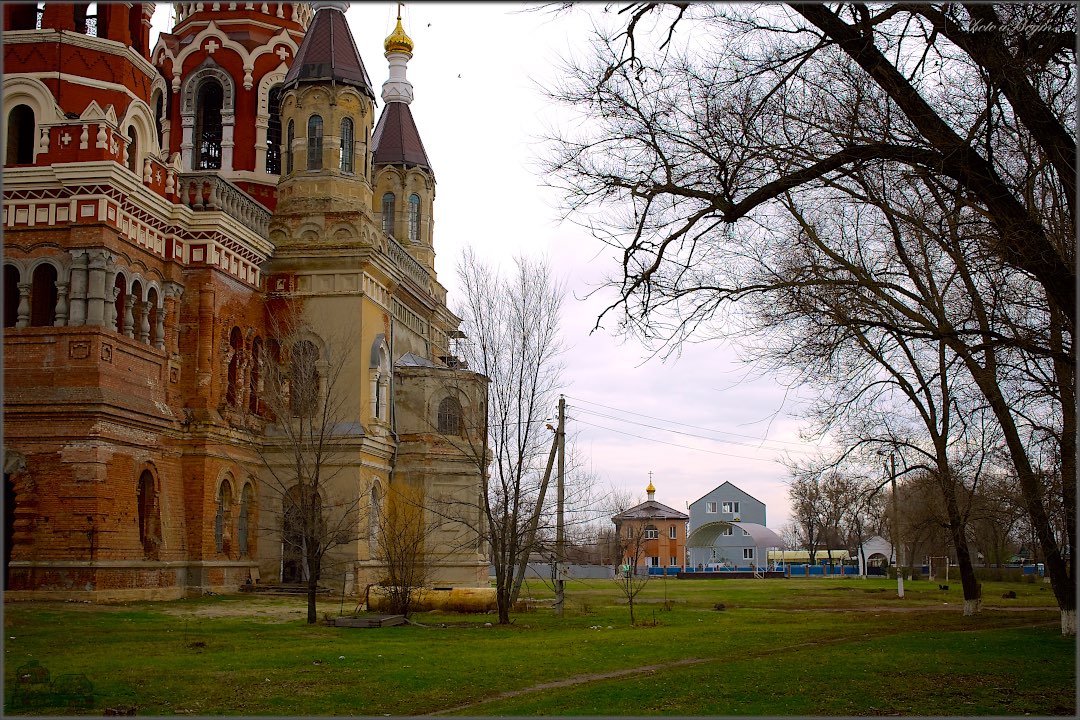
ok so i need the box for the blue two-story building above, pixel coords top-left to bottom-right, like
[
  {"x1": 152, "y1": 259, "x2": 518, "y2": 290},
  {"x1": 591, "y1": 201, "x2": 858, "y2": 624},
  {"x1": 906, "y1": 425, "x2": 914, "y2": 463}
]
[{"x1": 686, "y1": 481, "x2": 767, "y2": 569}]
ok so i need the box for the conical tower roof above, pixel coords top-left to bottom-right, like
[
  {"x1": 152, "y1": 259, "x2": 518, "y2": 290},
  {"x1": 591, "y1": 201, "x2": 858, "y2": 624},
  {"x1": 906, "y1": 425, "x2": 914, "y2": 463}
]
[
  {"x1": 372, "y1": 97, "x2": 432, "y2": 172},
  {"x1": 282, "y1": 3, "x2": 375, "y2": 98}
]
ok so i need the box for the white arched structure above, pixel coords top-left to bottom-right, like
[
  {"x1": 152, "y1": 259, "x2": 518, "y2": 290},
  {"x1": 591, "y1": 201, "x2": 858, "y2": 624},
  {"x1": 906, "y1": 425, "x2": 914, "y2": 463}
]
[{"x1": 686, "y1": 521, "x2": 784, "y2": 574}]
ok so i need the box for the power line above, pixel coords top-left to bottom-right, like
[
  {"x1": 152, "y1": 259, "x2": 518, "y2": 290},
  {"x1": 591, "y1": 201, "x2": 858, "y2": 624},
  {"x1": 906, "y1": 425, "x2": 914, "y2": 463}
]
[
  {"x1": 569, "y1": 406, "x2": 814, "y2": 455},
  {"x1": 564, "y1": 393, "x2": 813, "y2": 448},
  {"x1": 571, "y1": 418, "x2": 789, "y2": 463}
]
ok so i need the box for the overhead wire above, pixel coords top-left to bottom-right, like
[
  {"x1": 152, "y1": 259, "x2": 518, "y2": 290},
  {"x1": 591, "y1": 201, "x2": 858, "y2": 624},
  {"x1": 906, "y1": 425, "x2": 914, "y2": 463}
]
[
  {"x1": 564, "y1": 393, "x2": 812, "y2": 447},
  {"x1": 563, "y1": 394, "x2": 819, "y2": 456},
  {"x1": 570, "y1": 417, "x2": 788, "y2": 463}
]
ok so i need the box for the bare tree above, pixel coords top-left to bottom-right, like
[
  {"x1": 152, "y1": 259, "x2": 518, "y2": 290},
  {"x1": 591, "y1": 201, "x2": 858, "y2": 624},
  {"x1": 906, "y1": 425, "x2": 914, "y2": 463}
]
[
  {"x1": 256, "y1": 309, "x2": 364, "y2": 624},
  {"x1": 787, "y1": 471, "x2": 823, "y2": 566},
  {"x1": 368, "y1": 483, "x2": 445, "y2": 618},
  {"x1": 544, "y1": 2, "x2": 1074, "y2": 633},
  {"x1": 452, "y1": 248, "x2": 567, "y2": 624},
  {"x1": 613, "y1": 519, "x2": 651, "y2": 626}
]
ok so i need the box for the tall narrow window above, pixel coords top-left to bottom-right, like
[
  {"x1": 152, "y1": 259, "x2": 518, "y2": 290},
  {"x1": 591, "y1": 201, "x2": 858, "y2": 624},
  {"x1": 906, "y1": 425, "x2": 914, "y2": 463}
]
[
  {"x1": 285, "y1": 120, "x2": 294, "y2": 174},
  {"x1": 4, "y1": 266, "x2": 19, "y2": 327},
  {"x1": 195, "y1": 80, "x2": 223, "y2": 170},
  {"x1": 408, "y1": 193, "x2": 421, "y2": 243},
  {"x1": 6, "y1": 105, "x2": 35, "y2": 165},
  {"x1": 266, "y1": 86, "x2": 283, "y2": 174},
  {"x1": 215, "y1": 478, "x2": 233, "y2": 554},
  {"x1": 137, "y1": 470, "x2": 160, "y2": 558},
  {"x1": 238, "y1": 483, "x2": 254, "y2": 557},
  {"x1": 126, "y1": 127, "x2": 139, "y2": 173},
  {"x1": 226, "y1": 326, "x2": 243, "y2": 406},
  {"x1": 339, "y1": 117, "x2": 354, "y2": 173},
  {"x1": 112, "y1": 274, "x2": 126, "y2": 333},
  {"x1": 306, "y1": 114, "x2": 323, "y2": 170},
  {"x1": 146, "y1": 287, "x2": 160, "y2": 347},
  {"x1": 381, "y1": 193, "x2": 395, "y2": 237},
  {"x1": 29, "y1": 264, "x2": 56, "y2": 327}
]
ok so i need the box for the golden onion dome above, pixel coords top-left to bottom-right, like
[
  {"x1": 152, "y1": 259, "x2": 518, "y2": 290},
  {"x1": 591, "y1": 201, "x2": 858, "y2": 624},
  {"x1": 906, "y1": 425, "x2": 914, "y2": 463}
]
[
  {"x1": 646, "y1": 480, "x2": 656, "y2": 494},
  {"x1": 384, "y1": 15, "x2": 414, "y2": 55}
]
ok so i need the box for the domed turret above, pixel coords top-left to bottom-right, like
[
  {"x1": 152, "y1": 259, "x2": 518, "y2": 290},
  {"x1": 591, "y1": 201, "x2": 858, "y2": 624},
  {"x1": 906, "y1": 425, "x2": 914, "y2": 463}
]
[{"x1": 384, "y1": 13, "x2": 414, "y2": 55}]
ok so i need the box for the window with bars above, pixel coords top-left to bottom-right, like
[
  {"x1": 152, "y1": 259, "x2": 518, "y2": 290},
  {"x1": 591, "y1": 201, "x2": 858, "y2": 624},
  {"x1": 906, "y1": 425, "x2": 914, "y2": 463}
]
[
  {"x1": 339, "y1": 118, "x2": 354, "y2": 173},
  {"x1": 306, "y1": 115, "x2": 323, "y2": 170},
  {"x1": 266, "y1": 86, "x2": 283, "y2": 174},
  {"x1": 437, "y1": 397, "x2": 463, "y2": 435},
  {"x1": 408, "y1": 193, "x2": 421, "y2": 242},
  {"x1": 195, "y1": 80, "x2": 223, "y2": 170},
  {"x1": 382, "y1": 193, "x2": 395, "y2": 236}
]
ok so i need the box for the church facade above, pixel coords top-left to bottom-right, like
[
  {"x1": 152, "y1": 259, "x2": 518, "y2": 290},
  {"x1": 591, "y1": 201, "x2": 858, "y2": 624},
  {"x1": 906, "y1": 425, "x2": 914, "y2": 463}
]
[{"x1": 2, "y1": 1, "x2": 489, "y2": 600}]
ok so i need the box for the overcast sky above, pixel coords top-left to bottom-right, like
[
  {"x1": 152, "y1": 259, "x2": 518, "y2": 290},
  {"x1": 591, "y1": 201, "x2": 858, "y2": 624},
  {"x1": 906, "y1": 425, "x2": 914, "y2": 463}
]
[{"x1": 151, "y1": 2, "x2": 838, "y2": 530}]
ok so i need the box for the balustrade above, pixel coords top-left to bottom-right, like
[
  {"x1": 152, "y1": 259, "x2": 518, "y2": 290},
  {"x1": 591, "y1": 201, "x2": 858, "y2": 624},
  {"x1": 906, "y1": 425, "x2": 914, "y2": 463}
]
[{"x1": 176, "y1": 173, "x2": 270, "y2": 237}]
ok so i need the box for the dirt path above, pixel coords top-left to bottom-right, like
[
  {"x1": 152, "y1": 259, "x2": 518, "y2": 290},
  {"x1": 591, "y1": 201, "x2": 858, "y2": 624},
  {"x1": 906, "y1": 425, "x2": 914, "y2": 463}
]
[{"x1": 428, "y1": 618, "x2": 1061, "y2": 716}]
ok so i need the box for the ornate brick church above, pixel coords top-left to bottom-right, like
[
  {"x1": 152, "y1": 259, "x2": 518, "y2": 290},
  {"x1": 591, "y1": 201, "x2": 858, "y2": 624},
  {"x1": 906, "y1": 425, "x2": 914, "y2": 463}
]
[{"x1": 2, "y1": 1, "x2": 489, "y2": 599}]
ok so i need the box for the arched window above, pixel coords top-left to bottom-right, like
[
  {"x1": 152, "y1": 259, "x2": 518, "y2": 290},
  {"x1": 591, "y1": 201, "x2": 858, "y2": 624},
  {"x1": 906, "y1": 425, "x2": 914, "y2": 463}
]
[
  {"x1": 137, "y1": 470, "x2": 160, "y2": 558},
  {"x1": 226, "y1": 326, "x2": 243, "y2": 406},
  {"x1": 249, "y1": 337, "x2": 263, "y2": 414},
  {"x1": 238, "y1": 483, "x2": 255, "y2": 557},
  {"x1": 126, "y1": 126, "x2": 139, "y2": 173},
  {"x1": 285, "y1": 120, "x2": 294, "y2": 174},
  {"x1": 29, "y1": 264, "x2": 56, "y2": 327},
  {"x1": 195, "y1": 79, "x2": 223, "y2": 169},
  {"x1": 6, "y1": 104, "x2": 35, "y2": 165},
  {"x1": 112, "y1": 274, "x2": 126, "y2": 333},
  {"x1": 306, "y1": 114, "x2": 323, "y2": 170},
  {"x1": 368, "y1": 482, "x2": 381, "y2": 556},
  {"x1": 381, "y1": 193, "x2": 395, "y2": 237},
  {"x1": 290, "y1": 340, "x2": 319, "y2": 416},
  {"x1": 339, "y1": 117, "x2": 354, "y2": 174},
  {"x1": 128, "y1": 279, "x2": 143, "y2": 339},
  {"x1": 437, "y1": 397, "x2": 463, "y2": 436},
  {"x1": 4, "y1": 265, "x2": 19, "y2": 328},
  {"x1": 266, "y1": 86, "x2": 283, "y2": 174},
  {"x1": 146, "y1": 287, "x2": 160, "y2": 347},
  {"x1": 408, "y1": 193, "x2": 421, "y2": 243},
  {"x1": 215, "y1": 478, "x2": 233, "y2": 554},
  {"x1": 74, "y1": 2, "x2": 98, "y2": 37}
]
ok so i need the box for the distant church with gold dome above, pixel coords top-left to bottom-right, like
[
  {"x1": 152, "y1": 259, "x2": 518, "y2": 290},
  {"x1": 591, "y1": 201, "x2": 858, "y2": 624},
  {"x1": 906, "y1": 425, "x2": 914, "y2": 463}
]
[{"x1": 2, "y1": 2, "x2": 489, "y2": 598}]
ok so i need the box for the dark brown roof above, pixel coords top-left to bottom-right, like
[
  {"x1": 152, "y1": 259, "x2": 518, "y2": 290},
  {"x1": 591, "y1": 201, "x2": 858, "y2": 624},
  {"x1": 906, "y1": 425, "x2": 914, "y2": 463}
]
[
  {"x1": 282, "y1": 6, "x2": 374, "y2": 98},
  {"x1": 611, "y1": 500, "x2": 689, "y2": 522},
  {"x1": 371, "y1": 102, "x2": 432, "y2": 172}
]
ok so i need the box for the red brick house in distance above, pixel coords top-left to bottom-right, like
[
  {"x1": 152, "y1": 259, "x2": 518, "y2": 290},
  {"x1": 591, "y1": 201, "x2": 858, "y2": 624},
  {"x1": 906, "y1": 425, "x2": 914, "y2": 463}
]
[
  {"x1": 2, "y1": 2, "x2": 489, "y2": 599},
  {"x1": 611, "y1": 481, "x2": 688, "y2": 572}
]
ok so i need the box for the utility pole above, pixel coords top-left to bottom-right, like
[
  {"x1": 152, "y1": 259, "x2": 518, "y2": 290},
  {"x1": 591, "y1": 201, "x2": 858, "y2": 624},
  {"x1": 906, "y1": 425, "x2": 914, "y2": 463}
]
[
  {"x1": 888, "y1": 452, "x2": 904, "y2": 599},
  {"x1": 554, "y1": 395, "x2": 566, "y2": 616}
]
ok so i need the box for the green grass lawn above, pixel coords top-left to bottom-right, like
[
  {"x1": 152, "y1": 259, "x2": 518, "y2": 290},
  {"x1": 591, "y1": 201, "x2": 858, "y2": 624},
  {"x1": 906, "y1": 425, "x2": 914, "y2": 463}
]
[{"x1": 3, "y1": 577, "x2": 1073, "y2": 716}]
